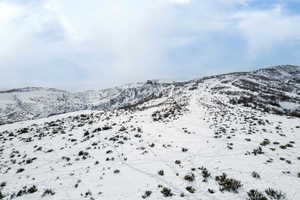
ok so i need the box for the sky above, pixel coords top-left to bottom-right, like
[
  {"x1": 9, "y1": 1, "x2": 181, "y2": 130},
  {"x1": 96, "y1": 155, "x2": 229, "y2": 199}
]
[{"x1": 0, "y1": 0, "x2": 300, "y2": 91}]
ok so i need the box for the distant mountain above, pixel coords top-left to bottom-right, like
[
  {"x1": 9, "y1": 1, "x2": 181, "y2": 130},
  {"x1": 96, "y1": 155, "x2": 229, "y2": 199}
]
[{"x1": 0, "y1": 65, "x2": 299, "y2": 125}]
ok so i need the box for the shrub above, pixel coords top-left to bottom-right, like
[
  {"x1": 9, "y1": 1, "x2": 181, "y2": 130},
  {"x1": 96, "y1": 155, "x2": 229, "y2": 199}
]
[
  {"x1": 161, "y1": 187, "x2": 173, "y2": 197},
  {"x1": 149, "y1": 143, "x2": 155, "y2": 148},
  {"x1": 260, "y1": 139, "x2": 270, "y2": 146},
  {"x1": 0, "y1": 182, "x2": 6, "y2": 188},
  {"x1": 285, "y1": 143, "x2": 293, "y2": 148},
  {"x1": 83, "y1": 131, "x2": 89, "y2": 137},
  {"x1": 102, "y1": 126, "x2": 112, "y2": 130},
  {"x1": 208, "y1": 188, "x2": 214, "y2": 193},
  {"x1": 16, "y1": 185, "x2": 38, "y2": 197},
  {"x1": 92, "y1": 128, "x2": 102, "y2": 133},
  {"x1": 17, "y1": 187, "x2": 27, "y2": 197},
  {"x1": 119, "y1": 126, "x2": 126, "y2": 131},
  {"x1": 251, "y1": 171, "x2": 260, "y2": 179},
  {"x1": 182, "y1": 148, "x2": 188, "y2": 152},
  {"x1": 279, "y1": 145, "x2": 287, "y2": 150},
  {"x1": 215, "y1": 173, "x2": 242, "y2": 193},
  {"x1": 42, "y1": 189, "x2": 55, "y2": 197},
  {"x1": 200, "y1": 167, "x2": 211, "y2": 181},
  {"x1": 175, "y1": 160, "x2": 181, "y2": 165},
  {"x1": 142, "y1": 191, "x2": 152, "y2": 199},
  {"x1": 252, "y1": 147, "x2": 264, "y2": 155},
  {"x1": 0, "y1": 191, "x2": 5, "y2": 199},
  {"x1": 158, "y1": 170, "x2": 164, "y2": 176},
  {"x1": 28, "y1": 185, "x2": 38, "y2": 193},
  {"x1": 265, "y1": 188, "x2": 286, "y2": 200},
  {"x1": 184, "y1": 173, "x2": 195, "y2": 182},
  {"x1": 186, "y1": 186, "x2": 196, "y2": 193},
  {"x1": 247, "y1": 189, "x2": 267, "y2": 200},
  {"x1": 16, "y1": 168, "x2": 25, "y2": 173}
]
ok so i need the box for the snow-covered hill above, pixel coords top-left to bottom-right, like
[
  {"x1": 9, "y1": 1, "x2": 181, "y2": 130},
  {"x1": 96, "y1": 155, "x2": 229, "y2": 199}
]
[
  {"x1": 0, "y1": 81, "x2": 173, "y2": 125},
  {"x1": 1, "y1": 65, "x2": 299, "y2": 125},
  {"x1": 0, "y1": 65, "x2": 299, "y2": 200}
]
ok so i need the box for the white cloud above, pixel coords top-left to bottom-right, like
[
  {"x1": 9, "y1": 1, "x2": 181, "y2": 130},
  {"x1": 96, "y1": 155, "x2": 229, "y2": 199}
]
[
  {"x1": 235, "y1": 5, "x2": 300, "y2": 57},
  {"x1": 0, "y1": 2, "x2": 23, "y2": 24},
  {"x1": 0, "y1": 0, "x2": 299, "y2": 90},
  {"x1": 43, "y1": 0, "x2": 176, "y2": 85},
  {"x1": 168, "y1": 0, "x2": 191, "y2": 4},
  {"x1": 0, "y1": 0, "x2": 175, "y2": 88}
]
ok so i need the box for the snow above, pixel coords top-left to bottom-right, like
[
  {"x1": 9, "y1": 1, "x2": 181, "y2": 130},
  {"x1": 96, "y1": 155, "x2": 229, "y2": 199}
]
[
  {"x1": 0, "y1": 65, "x2": 299, "y2": 200},
  {"x1": 0, "y1": 82, "x2": 299, "y2": 200},
  {"x1": 279, "y1": 101, "x2": 300, "y2": 111},
  {"x1": 1, "y1": 65, "x2": 300, "y2": 125}
]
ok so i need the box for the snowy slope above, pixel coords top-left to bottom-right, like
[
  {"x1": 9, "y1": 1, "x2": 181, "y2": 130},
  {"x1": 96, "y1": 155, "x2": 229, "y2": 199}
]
[
  {"x1": 1, "y1": 65, "x2": 299, "y2": 125},
  {"x1": 0, "y1": 65, "x2": 299, "y2": 200},
  {"x1": 0, "y1": 82, "x2": 173, "y2": 125}
]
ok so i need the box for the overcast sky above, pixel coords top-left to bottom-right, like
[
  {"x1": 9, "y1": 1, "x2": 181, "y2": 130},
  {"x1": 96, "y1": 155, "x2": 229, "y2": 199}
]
[{"x1": 0, "y1": 0, "x2": 300, "y2": 91}]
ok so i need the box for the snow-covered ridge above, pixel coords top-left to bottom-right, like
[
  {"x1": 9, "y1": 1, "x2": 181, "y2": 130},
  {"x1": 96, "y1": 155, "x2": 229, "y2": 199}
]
[
  {"x1": 0, "y1": 87, "x2": 67, "y2": 94},
  {"x1": 0, "y1": 80, "x2": 175, "y2": 125},
  {"x1": 0, "y1": 65, "x2": 299, "y2": 125}
]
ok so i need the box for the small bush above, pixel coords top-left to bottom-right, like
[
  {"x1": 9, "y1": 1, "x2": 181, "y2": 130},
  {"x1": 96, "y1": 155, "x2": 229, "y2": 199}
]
[
  {"x1": 16, "y1": 168, "x2": 25, "y2": 173},
  {"x1": 161, "y1": 187, "x2": 173, "y2": 197},
  {"x1": 175, "y1": 160, "x2": 181, "y2": 165},
  {"x1": 28, "y1": 185, "x2": 38, "y2": 193},
  {"x1": 251, "y1": 171, "x2": 260, "y2": 179},
  {"x1": 142, "y1": 191, "x2": 152, "y2": 199},
  {"x1": 185, "y1": 186, "x2": 196, "y2": 193},
  {"x1": 119, "y1": 126, "x2": 126, "y2": 131},
  {"x1": 247, "y1": 189, "x2": 267, "y2": 200},
  {"x1": 0, "y1": 191, "x2": 5, "y2": 199},
  {"x1": 265, "y1": 188, "x2": 286, "y2": 200},
  {"x1": 16, "y1": 185, "x2": 38, "y2": 197},
  {"x1": 149, "y1": 143, "x2": 155, "y2": 148},
  {"x1": 182, "y1": 148, "x2": 188, "y2": 152},
  {"x1": 184, "y1": 173, "x2": 195, "y2": 182},
  {"x1": 200, "y1": 167, "x2": 211, "y2": 182},
  {"x1": 279, "y1": 145, "x2": 287, "y2": 150},
  {"x1": 260, "y1": 139, "x2": 270, "y2": 146},
  {"x1": 158, "y1": 170, "x2": 164, "y2": 176},
  {"x1": 252, "y1": 147, "x2": 264, "y2": 155},
  {"x1": 208, "y1": 188, "x2": 214, "y2": 194},
  {"x1": 286, "y1": 143, "x2": 293, "y2": 148},
  {"x1": 42, "y1": 189, "x2": 55, "y2": 197},
  {"x1": 17, "y1": 187, "x2": 27, "y2": 197},
  {"x1": 0, "y1": 182, "x2": 6, "y2": 188},
  {"x1": 215, "y1": 173, "x2": 242, "y2": 193}
]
